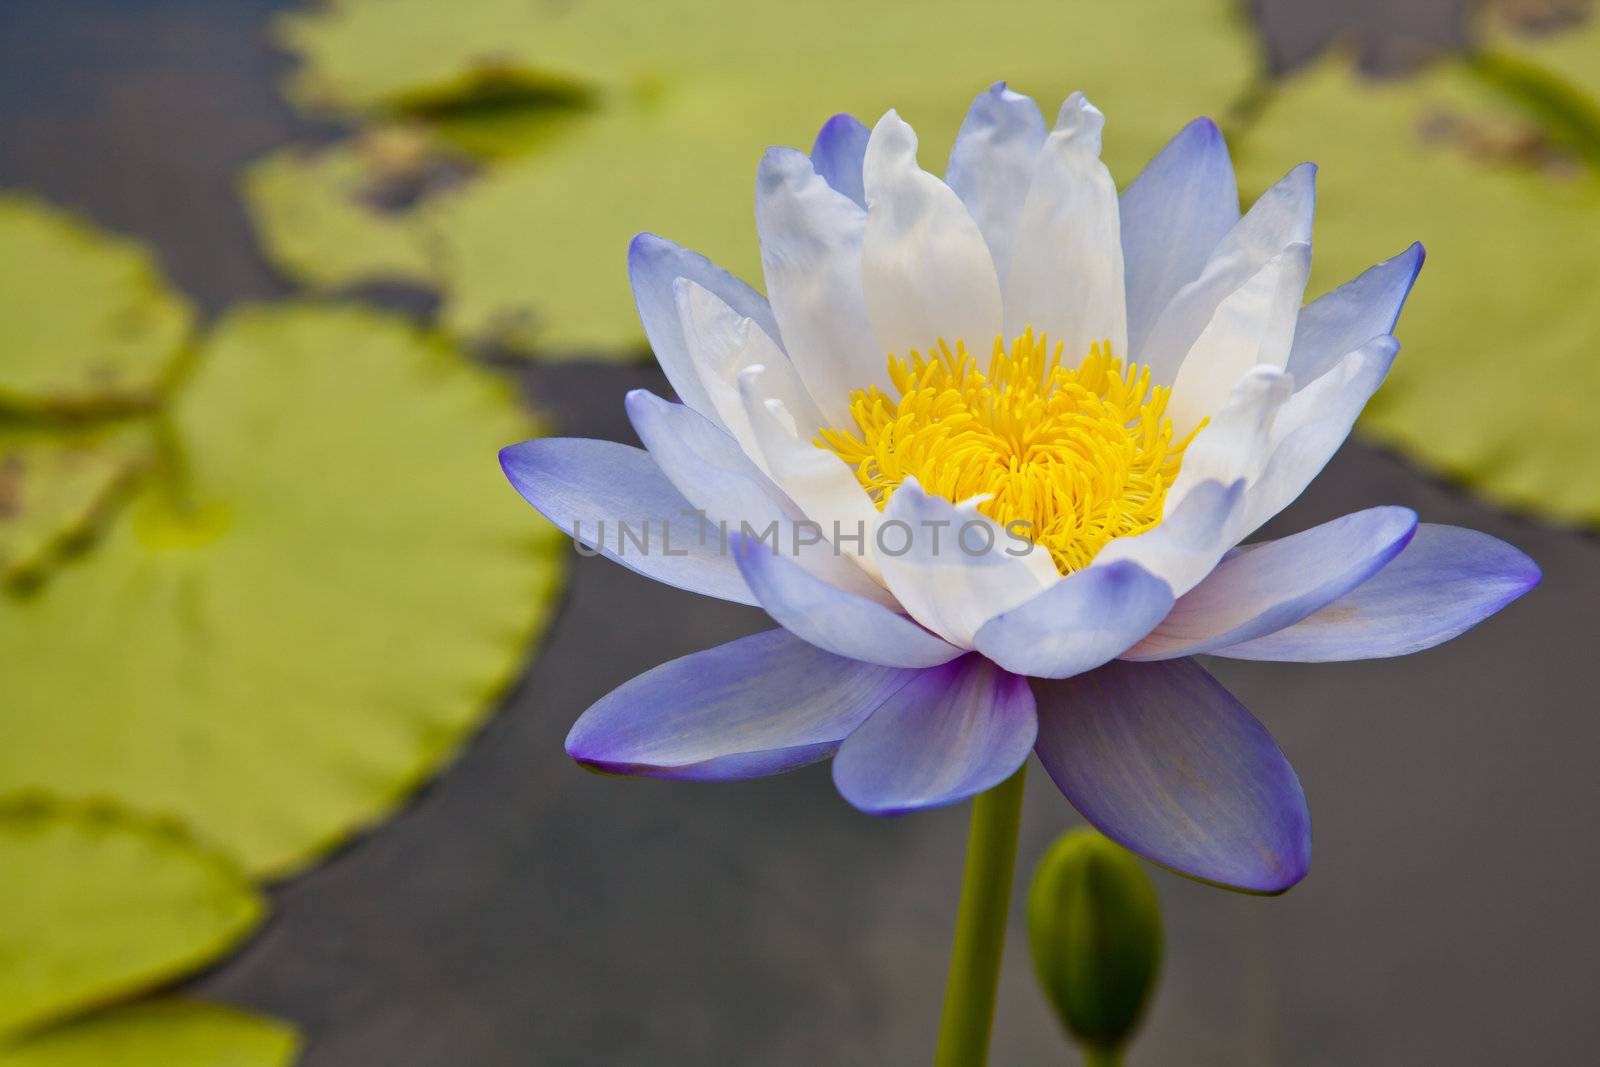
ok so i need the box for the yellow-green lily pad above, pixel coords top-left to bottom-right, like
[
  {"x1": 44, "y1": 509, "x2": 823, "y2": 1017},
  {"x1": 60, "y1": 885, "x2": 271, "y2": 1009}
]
[
  {"x1": 0, "y1": 798, "x2": 263, "y2": 1042},
  {"x1": 0, "y1": 304, "x2": 566, "y2": 877},
  {"x1": 1234, "y1": 24, "x2": 1600, "y2": 525},
  {"x1": 239, "y1": 130, "x2": 452, "y2": 292},
  {"x1": 274, "y1": 0, "x2": 588, "y2": 119},
  {"x1": 0, "y1": 422, "x2": 149, "y2": 587},
  {"x1": 268, "y1": 0, "x2": 1259, "y2": 355},
  {"x1": 0, "y1": 1000, "x2": 297, "y2": 1067},
  {"x1": 0, "y1": 195, "x2": 193, "y2": 415}
]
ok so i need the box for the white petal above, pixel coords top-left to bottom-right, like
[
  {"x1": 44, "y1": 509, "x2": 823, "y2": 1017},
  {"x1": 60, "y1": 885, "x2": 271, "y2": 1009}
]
[
  {"x1": 944, "y1": 82, "x2": 1048, "y2": 281},
  {"x1": 861, "y1": 110, "x2": 1004, "y2": 357},
  {"x1": 873, "y1": 479, "x2": 1058, "y2": 648},
  {"x1": 1166, "y1": 366, "x2": 1294, "y2": 518},
  {"x1": 1093, "y1": 478, "x2": 1247, "y2": 598},
  {"x1": 1003, "y1": 92, "x2": 1127, "y2": 360},
  {"x1": 628, "y1": 389, "x2": 892, "y2": 605},
  {"x1": 737, "y1": 365, "x2": 885, "y2": 578},
  {"x1": 1239, "y1": 334, "x2": 1400, "y2": 535},
  {"x1": 1139, "y1": 163, "x2": 1316, "y2": 385},
  {"x1": 675, "y1": 278, "x2": 823, "y2": 466},
  {"x1": 756, "y1": 147, "x2": 884, "y2": 425},
  {"x1": 1166, "y1": 242, "x2": 1310, "y2": 435},
  {"x1": 628, "y1": 234, "x2": 781, "y2": 427}
]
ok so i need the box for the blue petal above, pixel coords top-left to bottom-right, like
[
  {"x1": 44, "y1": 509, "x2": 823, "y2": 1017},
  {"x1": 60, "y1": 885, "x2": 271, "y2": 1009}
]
[
  {"x1": 1211, "y1": 524, "x2": 1540, "y2": 661},
  {"x1": 833, "y1": 655, "x2": 1036, "y2": 815},
  {"x1": 567, "y1": 630, "x2": 916, "y2": 780},
  {"x1": 734, "y1": 538, "x2": 961, "y2": 668},
  {"x1": 499, "y1": 437, "x2": 755, "y2": 604},
  {"x1": 1126, "y1": 506, "x2": 1418, "y2": 660},
  {"x1": 1034, "y1": 659, "x2": 1311, "y2": 893},
  {"x1": 628, "y1": 233, "x2": 781, "y2": 421},
  {"x1": 973, "y1": 560, "x2": 1174, "y2": 678},
  {"x1": 1287, "y1": 243, "x2": 1424, "y2": 384},
  {"x1": 810, "y1": 113, "x2": 871, "y2": 209},
  {"x1": 944, "y1": 81, "x2": 1048, "y2": 278},
  {"x1": 1120, "y1": 117, "x2": 1240, "y2": 356}
]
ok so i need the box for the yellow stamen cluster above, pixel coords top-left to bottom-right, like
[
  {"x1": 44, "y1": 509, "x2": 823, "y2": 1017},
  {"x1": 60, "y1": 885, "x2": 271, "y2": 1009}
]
[{"x1": 815, "y1": 331, "x2": 1198, "y2": 574}]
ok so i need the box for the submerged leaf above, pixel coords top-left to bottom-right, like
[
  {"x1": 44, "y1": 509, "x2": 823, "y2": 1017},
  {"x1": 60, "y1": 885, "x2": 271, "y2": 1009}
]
[
  {"x1": 0, "y1": 1000, "x2": 297, "y2": 1067},
  {"x1": 1234, "y1": 24, "x2": 1600, "y2": 524},
  {"x1": 0, "y1": 423, "x2": 149, "y2": 586},
  {"x1": 0, "y1": 195, "x2": 193, "y2": 415},
  {"x1": 0, "y1": 798, "x2": 262, "y2": 1042},
  {"x1": 0, "y1": 305, "x2": 566, "y2": 877}
]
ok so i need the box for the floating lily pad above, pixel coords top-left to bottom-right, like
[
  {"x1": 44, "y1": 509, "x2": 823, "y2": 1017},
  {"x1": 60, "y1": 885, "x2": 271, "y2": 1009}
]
[
  {"x1": 240, "y1": 130, "x2": 453, "y2": 292},
  {"x1": 0, "y1": 1000, "x2": 298, "y2": 1067},
  {"x1": 0, "y1": 305, "x2": 566, "y2": 877},
  {"x1": 267, "y1": 0, "x2": 1258, "y2": 355},
  {"x1": 0, "y1": 194, "x2": 193, "y2": 415},
  {"x1": 1234, "y1": 24, "x2": 1600, "y2": 524},
  {"x1": 0, "y1": 423, "x2": 149, "y2": 586},
  {"x1": 274, "y1": 0, "x2": 588, "y2": 118},
  {"x1": 0, "y1": 798, "x2": 263, "y2": 1042}
]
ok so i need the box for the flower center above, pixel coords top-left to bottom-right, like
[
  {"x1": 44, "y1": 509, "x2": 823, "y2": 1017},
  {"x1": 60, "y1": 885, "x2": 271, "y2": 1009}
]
[{"x1": 815, "y1": 331, "x2": 1198, "y2": 574}]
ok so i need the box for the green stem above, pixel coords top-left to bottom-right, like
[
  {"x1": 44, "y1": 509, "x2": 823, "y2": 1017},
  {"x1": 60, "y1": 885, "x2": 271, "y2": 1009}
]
[
  {"x1": 933, "y1": 764, "x2": 1027, "y2": 1067},
  {"x1": 1081, "y1": 1048, "x2": 1123, "y2": 1067}
]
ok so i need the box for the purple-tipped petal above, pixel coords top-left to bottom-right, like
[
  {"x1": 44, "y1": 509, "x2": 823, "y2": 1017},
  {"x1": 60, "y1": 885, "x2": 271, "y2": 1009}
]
[
  {"x1": 944, "y1": 81, "x2": 1048, "y2": 279},
  {"x1": 1287, "y1": 242, "x2": 1424, "y2": 384},
  {"x1": 500, "y1": 437, "x2": 755, "y2": 604},
  {"x1": 1034, "y1": 659, "x2": 1311, "y2": 893},
  {"x1": 1121, "y1": 117, "x2": 1240, "y2": 355},
  {"x1": 1212, "y1": 524, "x2": 1540, "y2": 661},
  {"x1": 1125, "y1": 506, "x2": 1418, "y2": 660},
  {"x1": 834, "y1": 655, "x2": 1036, "y2": 815},
  {"x1": 734, "y1": 538, "x2": 961, "y2": 669},
  {"x1": 811, "y1": 113, "x2": 871, "y2": 209},
  {"x1": 628, "y1": 234, "x2": 780, "y2": 422},
  {"x1": 567, "y1": 630, "x2": 915, "y2": 780},
  {"x1": 974, "y1": 560, "x2": 1174, "y2": 679}
]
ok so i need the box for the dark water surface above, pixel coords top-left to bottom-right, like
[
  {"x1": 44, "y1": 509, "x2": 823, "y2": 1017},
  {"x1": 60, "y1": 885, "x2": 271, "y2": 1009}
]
[{"x1": 2, "y1": 2, "x2": 1595, "y2": 1064}]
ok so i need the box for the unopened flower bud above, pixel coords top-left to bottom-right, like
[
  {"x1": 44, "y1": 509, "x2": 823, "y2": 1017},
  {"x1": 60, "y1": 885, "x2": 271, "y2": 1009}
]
[{"x1": 1027, "y1": 829, "x2": 1162, "y2": 1058}]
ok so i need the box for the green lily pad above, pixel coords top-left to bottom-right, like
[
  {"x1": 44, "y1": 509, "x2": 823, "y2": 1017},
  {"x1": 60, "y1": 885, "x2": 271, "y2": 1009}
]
[
  {"x1": 266, "y1": 0, "x2": 1258, "y2": 355},
  {"x1": 239, "y1": 130, "x2": 451, "y2": 292},
  {"x1": 0, "y1": 304, "x2": 566, "y2": 877},
  {"x1": 274, "y1": 0, "x2": 589, "y2": 118},
  {"x1": 0, "y1": 422, "x2": 149, "y2": 587},
  {"x1": 1234, "y1": 24, "x2": 1600, "y2": 525},
  {"x1": 0, "y1": 1000, "x2": 297, "y2": 1067},
  {"x1": 0, "y1": 798, "x2": 263, "y2": 1042},
  {"x1": 0, "y1": 194, "x2": 193, "y2": 415}
]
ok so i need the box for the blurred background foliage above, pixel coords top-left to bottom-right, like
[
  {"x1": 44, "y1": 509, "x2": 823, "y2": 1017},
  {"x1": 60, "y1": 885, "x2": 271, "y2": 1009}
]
[{"x1": 1, "y1": 0, "x2": 1595, "y2": 1063}]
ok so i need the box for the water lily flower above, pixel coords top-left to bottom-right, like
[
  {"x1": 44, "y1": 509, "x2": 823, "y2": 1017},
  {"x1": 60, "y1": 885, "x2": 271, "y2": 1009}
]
[{"x1": 501, "y1": 84, "x2": 1538, "y2": 895}]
